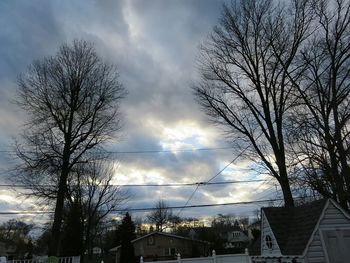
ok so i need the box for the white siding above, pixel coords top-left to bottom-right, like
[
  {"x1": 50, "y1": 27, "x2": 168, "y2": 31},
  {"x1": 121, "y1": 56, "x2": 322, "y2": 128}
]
[
  {"x1": 306, "y1": 201, "x2": 350, "y2": 263},
  {"x1": 261, "y1": 211, "x2": 281, "y2": 256}
]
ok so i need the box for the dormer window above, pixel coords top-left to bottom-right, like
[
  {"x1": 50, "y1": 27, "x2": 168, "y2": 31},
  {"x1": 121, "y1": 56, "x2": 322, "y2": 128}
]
[
  {"x1": 148, "y1": 236, "x2": 155, "y2": 246},
  {"x1": 265, "y1": 235, "x2": 273, "y2": 249}
]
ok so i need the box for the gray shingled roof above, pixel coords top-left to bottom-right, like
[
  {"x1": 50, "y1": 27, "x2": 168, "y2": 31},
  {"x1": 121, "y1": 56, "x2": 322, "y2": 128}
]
[
  {"x1": 263, "y1": 199, "x2": 327, "y2": 255},
  {"x1": 110, "y1": 231, "x2": 210, "y2": 252}
]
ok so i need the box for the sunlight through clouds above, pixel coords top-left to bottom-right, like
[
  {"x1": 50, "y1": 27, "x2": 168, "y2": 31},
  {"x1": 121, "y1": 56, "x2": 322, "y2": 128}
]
[
  {"x1": 0, "y1": 0, "x2": 276, "y2": 220},
  {"x1": 147, "y1": 119, "x2": 213, "y2": 152}
]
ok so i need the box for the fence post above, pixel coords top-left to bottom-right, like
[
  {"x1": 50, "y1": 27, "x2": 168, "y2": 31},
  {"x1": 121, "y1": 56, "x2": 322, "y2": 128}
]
[
  {"x1": 245, "y1": 248, "x2": 250, "y2": 263},
  {"x1": 177, "y1": 253, "x2": 181, "y2": 263},
  {"x1": 140, "y1": 256, "x2": 143, "y2": 263},
  {"x1": 212, "y1": 250, "x2": 216, "y2": 263}
]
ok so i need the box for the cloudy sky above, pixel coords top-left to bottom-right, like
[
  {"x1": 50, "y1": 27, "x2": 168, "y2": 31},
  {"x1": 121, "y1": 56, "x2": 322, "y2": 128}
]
[{"x1": 0, "y1": 0, "x2": 278, "y2": 224}]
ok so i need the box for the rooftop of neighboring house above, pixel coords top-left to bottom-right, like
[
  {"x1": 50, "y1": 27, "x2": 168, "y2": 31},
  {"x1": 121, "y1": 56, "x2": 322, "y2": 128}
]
[
  {"x1": 110, "y1": 231, "x2": 210, "y2": 252},
  {"x1": 250, "y1": 199, "x2": 329, "y2": 256}
]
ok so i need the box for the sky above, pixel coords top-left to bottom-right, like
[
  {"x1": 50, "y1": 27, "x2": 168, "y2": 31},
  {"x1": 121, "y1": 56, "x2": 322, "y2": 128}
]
[{"x1": 0, "y1": 0, "x2": 279, "y2": 225}]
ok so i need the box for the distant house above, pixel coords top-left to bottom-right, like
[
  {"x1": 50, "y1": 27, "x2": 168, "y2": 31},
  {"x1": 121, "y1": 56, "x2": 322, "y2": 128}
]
[
  {"x1": 0, "y1": 241, "x2": 16, "y2": 259},
  {"x1": 110, "y1": 232, "x2": 210, "y2": 262},
  {"x1": 250, "y1": 199, "x2": 350, "y2": 263},
  {"x1": 220, "y1": 222, "x2": 250, "y2": 249},
  {"x1": 92, "y1": 246, "x2": 102, "y2": 255}
]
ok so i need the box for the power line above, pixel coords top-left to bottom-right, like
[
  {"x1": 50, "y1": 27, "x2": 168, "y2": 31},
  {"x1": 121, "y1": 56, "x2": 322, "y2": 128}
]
[
  {"x1": 177, "y1": 159, "x2": 236, "y2": 216},
  {"x1": 0, "y1": 146, "x2": 235, "y2": 155},
  {"x1": 207, "y1": 145, "x2": 250, "y2": 183},
  {"x1": 0, "y1": 211, "x2": 54, "y2": 215},
  {"x1": 0, "y1": 198, "x2": 286, "y2": 215},
  {"x1": 0, "y1": 179, "x2": 266, "y2": 189},
  {"x1": 207, "y1": 159, "x2": 237, "y2": 183},
  {"x1": 176, "y1": 185, "x2": 199, "y2": 216},
  {"x1": 177, "y1": 145, "x2": 251, "y2": 216}
]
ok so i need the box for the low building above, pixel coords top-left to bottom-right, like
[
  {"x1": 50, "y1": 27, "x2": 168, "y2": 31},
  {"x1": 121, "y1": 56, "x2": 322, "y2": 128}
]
[
  {"x1": 110, "y1": 232, "x2": 210, "y2": 262},
  {"x1": 0, "y1": 241, "x2": 17, "y2": 259},
  {"x1": 250, "y1": 199, "x2": 350, "y2": 263}
]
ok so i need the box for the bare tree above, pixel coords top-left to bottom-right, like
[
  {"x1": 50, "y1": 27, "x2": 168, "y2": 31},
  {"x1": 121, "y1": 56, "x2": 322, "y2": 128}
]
[
  {"x1": 287, "y1": 0, "x2": 350, "y2": 210},
  {"x1": 14, "y1": 40, "x2": 126, "y2": 255},
  {"x1": 67, "y1": 160, "x2": 128, "y2": 258},
  {"x1": 194, "y1": 0, "x2": 313, "y2": 207},
  {"x1": 0, "y1": 219, "x2": 35, "y2": 257},
  {"x1": 147, "y1": 200, "x2": 173, "y2": 232}
]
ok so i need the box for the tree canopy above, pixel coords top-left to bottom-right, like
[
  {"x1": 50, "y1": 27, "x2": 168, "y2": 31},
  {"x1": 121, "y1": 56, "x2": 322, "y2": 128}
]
[{"x1": 14, "y1": 40, "x2": 126, "y2": 255}]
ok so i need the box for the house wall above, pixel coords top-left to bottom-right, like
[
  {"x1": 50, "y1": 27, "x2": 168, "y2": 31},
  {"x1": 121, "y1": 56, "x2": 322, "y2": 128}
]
[
  {"x1": 134, "y1": 234, "x2": 206, "y2": 261},
  {"x1": 306, "y1": 201, "x2": 350, "y2": 263},
  {"x1": 260, "y1": 211, "x2": 281, "y2": 257}
]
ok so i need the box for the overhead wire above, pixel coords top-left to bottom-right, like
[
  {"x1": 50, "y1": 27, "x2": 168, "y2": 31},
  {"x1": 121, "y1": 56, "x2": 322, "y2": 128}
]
[
  {"x1": 0, "y1": 198, "x2": 293, "y2": 215},
  {"x1": 0, "y1": 179, "x2": 266, "y2": 189},
  {"x1": 0, "y1": 146, "x2": 235, "y2": 155},
  {"x1": 177, "y1": 144, "x2": 252, "y2": 216}
]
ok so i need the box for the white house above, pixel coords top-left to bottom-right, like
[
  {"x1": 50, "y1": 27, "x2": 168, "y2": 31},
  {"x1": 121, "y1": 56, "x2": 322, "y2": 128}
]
[{"x1": 250, "y1": 199, "x2": 350, "y2": 263}]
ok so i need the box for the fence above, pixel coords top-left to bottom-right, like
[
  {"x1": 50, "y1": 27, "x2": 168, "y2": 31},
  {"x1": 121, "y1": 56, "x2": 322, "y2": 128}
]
[
  {"x1": 139, "y1": 250, "x2": 251, "y2": 263},
  {"x1": 8, "y1": 256, "x2": 80, "y2": 263}
]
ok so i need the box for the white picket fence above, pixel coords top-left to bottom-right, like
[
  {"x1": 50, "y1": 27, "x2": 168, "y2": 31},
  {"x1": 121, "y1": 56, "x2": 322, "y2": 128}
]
[
  {"x1": 139, "y1": 250, "x2": 251, "y2": 263},
  {"x1": 8, "y1": 256, "x2": 80, "y2": 263}
]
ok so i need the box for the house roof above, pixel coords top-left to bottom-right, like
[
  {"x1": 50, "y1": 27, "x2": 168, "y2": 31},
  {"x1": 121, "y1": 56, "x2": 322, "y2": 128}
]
[
  {"x1": 109, "y1": 231, "x2": 210, "y2": 252},
  {"x1": 262, "y1": 199, "x2": 327, "y2": 255},
  {"x1": 133, "y1": 231, "x2": 210, "y2": 244}
]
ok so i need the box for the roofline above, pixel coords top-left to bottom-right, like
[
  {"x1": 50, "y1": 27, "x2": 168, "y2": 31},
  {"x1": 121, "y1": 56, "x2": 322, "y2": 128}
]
[
  {"x1": 329, "y1": 199, "x2": 350, "y2": 220},
  {"x1": 109, "y1": 231, "x2": 210, "y2": 251},
  {"x1": 132, "y1": 231, "x2": 210, "y2": 244},
  {"x1": 299, "y1": 199, "x2": 329, "y2": 257},
  {"x1": 263, "y1": 198, "x2": 350, "y2": 257},
  {"x1": 261, "y1": 210, "x2": 282, "y2": 256},
  {"x1": 109, "y1": 246, "x2": 120, "y2": 252},
  {"x1": 301, "y1": 199, "x2": 350, "y2": 257}
]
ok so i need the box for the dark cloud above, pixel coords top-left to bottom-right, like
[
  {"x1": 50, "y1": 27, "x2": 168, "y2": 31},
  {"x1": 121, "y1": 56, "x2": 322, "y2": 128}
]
[{"x1": 0, "y1": 0, "x2": 274, "y2": 222}]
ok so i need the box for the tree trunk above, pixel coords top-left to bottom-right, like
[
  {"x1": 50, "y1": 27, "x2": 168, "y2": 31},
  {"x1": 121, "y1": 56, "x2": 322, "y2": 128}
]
[
  {"x1": 278, "y1": 173, "x2": 294, "y2": 208},
  {"x1": 276, "y1": 147, "x2": 294, "y2": 208},
  {"x1": 49, "y1": 168, "x2": 68, "y2": 256},
  {"x1": 49, "y1": 144, "x2": 71, "y2": 256},
  {"x1": 333, "y1": 107, "x2": 350, "y2": 210}
]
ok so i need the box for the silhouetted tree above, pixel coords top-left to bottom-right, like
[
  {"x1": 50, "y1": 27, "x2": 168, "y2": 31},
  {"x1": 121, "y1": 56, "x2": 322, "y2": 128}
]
[
  {"x1": 286, "y1": 0, "x2": 350, "y2": 210},
  {"x1": 14, "y1": 40, "x2": 126, "y2": 255},
  {"x1": 66, "y1": 160, "x2": 128, "y2": 258},
  {"x1": 194, "y1": 0, "x2": 313, "y2": 208},
  {"x1": 147, "y1": 200, "x2": 173, "y2": 232},
  {"x1": 119, "y1": 213, "x2": 136, "y2": 263},
  {"x1": 60, "y1": 202, "x2": 83, "y2": 256},
  {"x1": 0, "y1": 219, "x2": 35, "y2": 258},
  {"x1": 34, "y1": 227, "x2": 51, "y2": 255}
]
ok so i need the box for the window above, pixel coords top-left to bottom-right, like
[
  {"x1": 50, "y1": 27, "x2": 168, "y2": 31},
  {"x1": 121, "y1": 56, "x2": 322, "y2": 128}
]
[
  {"x1": 169, "y1": 248, "x2": 176, "y2": 256},
  {"x1": 265, "y1": 235, "x2": 273, "y2": 249},
  {"x1": 147, "y1": 236, "x2": 155, "y2": 246}
]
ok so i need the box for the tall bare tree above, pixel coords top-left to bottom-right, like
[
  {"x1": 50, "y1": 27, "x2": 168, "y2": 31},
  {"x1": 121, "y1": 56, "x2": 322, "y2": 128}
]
[
  {"x1": 147, "y1": 200, "x2": 173, "y2": 232},
  {"x1": 14, "y1": 40, "x2": 126, "y2": 255},
  {"x1": 287, "y1": 0, "x2": 350, "y2": 210},
  {"x1": 194, "y1": 0, "x2": 312, "y2": 207}
]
